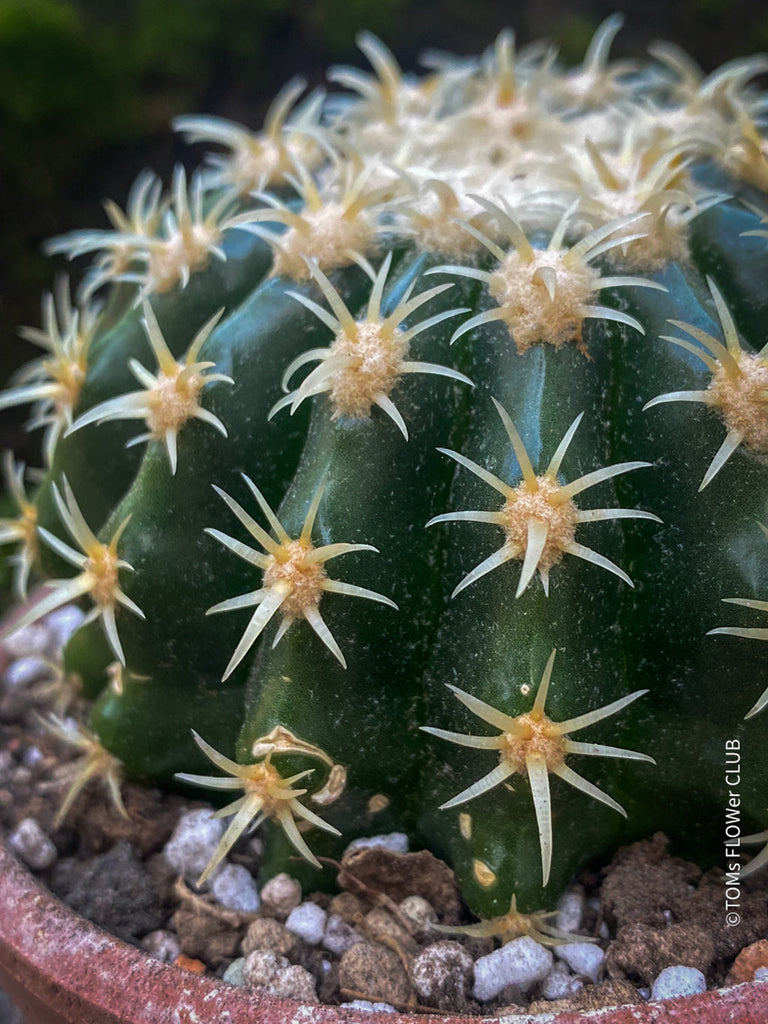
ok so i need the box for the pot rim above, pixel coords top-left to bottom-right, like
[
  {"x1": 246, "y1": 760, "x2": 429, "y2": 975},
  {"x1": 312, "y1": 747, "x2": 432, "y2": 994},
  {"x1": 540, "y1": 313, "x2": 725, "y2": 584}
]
[{"x1": 1, "y1": 844, "x2": 767, "y2": 1024}]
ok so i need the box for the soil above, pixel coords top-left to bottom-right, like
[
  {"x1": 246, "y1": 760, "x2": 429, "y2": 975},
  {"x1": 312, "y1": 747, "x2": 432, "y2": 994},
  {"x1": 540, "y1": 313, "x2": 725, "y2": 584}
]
[{"x1": 2, "y1": 625, "x2": 768, "y2": 1016}]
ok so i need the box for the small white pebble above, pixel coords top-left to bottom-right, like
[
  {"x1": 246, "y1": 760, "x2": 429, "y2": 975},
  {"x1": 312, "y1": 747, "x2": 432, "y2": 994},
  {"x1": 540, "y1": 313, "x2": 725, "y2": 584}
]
[
  {"x1": 162, "y1": 808, "x2": 225, "y2": 884},
  {"x1": 260, "y1": 872, "x2": 302, "y2": 918},
  {"x1": 540, "y1": 961, "x2": 584, "y2": 1001},
  {"x1": 638, "y1": 986, "x2": 651, "y2": 999},
  {"x1": 141, "y1": 930, "x2": 180, "y2": 963},
  {"x1": 344, "y1": 832, "x2": 409, "y2": 856},
  {"x1": 599, "y1": 921, "x2": 610, "y2": 940},
  {"x1": 755, "y1": 967, "x2": 768, "y2": 981},
  {"x1": 8, "y1": 818, "x2": 57, "y2": 870},
  {"x1": 223, "y1": 958, "x2": 247, "y2": 988},
  {"x1": 246, "y1": 835, "x2": 263, "y2": 860},
  {"x1": 555, "y1": 888, "x2": 584, "y2": 934},
  {"x1": 322, "y1": 913, "x2": 363, "y2": 956},
  {"x1": 399, "y1": 895, "x2": 437, "y2": 932},
  {"x1": 44, "y1": 605, "x2": 86, "y2": 652},
  {"x1": 22, "y1": 746, "x2": 44, "y2": 768},
  {"x1": 651, "y1": 966, "x2": 706, "y2": 1000},
  {"x1": 286, "y1": 902, "x2": 327, "y2": 945},
  {"x1": 342, "y1": 1001, "x2": 397, "y2": 1013},
  {"x1": 4, "y1": 624, "x2": 51, "y2": 659},
  {"x1": 210, "y1": 863, "x2": 260, "y2": 913},
  {"x1": 4, "y1": 657, "x2": 49, "y2": 689},
  {"x1": 472, "y1": 936, "x2": 553, "y2": 1002},
  {"x1": 555, "y1": 942, "x2": 605, "y2": 983}
]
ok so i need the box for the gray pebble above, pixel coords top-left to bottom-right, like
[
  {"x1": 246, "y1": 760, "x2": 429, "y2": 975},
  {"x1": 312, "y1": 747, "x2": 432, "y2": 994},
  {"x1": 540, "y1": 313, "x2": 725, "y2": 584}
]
[
  {"x1": 141, "y1": 930, "x2": 180, "y2": 963},
  {"x1": 651, "y1": 966, "x2": 707, "y2": 1000},
  {"x1": 322, "y1": 913, "x2": 364, "y2": 956},
  {"x1": 472, "y1": 936, "x2": 553, "y2": 1002},
  {"x1": 162, "y1": 808, "x2": 224, "y2": 884},
  {"x1": 399, "y1": 895, "x2": 437, "y2": 933},
  {"x1": 260, "y1": 872, "x2": 302, "y2": 919},
  {"x1": 8, "y1": 817, "x2": 57, "y2": 870},
  {"x1": 242, "y1": 950, "x2": 317, "y2": 1003},
  {"x1": 411, "y1": 941, "x2": 473, "y2": 1009},
  {"x1": 555, "y1": 888, "x2": 584, "y2": 934},
  {"x1": 344, "y1": 832, "x2": 409, "y2": 856},
  {"x1": 555, "y1": 941, "x2": 605, "y2": 982},
  {"x1": 286, "y1": 901, "x2": 327, "y2": 945},
  {"x1": 4, "y1": 656, "x2": 49, "y2": 689},
  {"x1": 540, "y1": 961, "x2": 584, "y2": 1001},
  {"x1": 223, "y1": 958, "x2": 247, "y2": 988},
  {"x1": 22, "y1": 745, "x2": 44, "y2": 768},
  {"x1": 210, "y1": 863, "x2": 260, "y2": 913}
]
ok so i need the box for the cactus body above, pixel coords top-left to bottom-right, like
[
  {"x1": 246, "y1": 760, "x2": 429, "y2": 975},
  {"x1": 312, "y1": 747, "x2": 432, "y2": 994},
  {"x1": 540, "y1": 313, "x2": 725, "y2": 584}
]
[{"x1": 4, "y1": 21, "x2": 768, "y2": 922}]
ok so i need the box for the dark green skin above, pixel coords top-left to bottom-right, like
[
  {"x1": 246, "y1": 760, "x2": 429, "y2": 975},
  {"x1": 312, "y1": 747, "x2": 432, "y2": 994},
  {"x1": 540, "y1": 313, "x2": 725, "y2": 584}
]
[
  {"x1": 236, "y1": 253, "x2": 480, "y2": 889},
  {"x1": 417, "y1": 251, "x2": 768, "y2": 917},
  {"x1": 82, "y1": 265, "x2": 373, "y2": 774},
  {"x1": 42, "y1": 196, "x2": 768, "y2": 919},
  {"x1": 415, "y1": 312, "x2": 644, "y2": 916},
  {"x1": 35, "y1": 226, "x2": 274, "y2": 554}
]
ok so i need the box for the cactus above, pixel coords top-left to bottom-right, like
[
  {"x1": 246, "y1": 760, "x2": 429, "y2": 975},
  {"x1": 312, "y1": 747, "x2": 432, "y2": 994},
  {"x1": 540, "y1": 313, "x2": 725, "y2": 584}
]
[{"x1": 3, "y1": 18, "x2": 768, "y2": 928}]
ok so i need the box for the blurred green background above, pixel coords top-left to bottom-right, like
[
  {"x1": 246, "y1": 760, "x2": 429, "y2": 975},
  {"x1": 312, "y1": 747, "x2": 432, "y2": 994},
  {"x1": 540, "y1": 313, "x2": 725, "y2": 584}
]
[{"x1": 0, "y1": 0, "x2": 766, "y2": 540}]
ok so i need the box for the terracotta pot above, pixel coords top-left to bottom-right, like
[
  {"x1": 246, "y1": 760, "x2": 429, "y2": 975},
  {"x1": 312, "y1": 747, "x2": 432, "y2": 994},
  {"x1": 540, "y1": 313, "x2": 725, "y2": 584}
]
[{"x1": 0, "y1": 844, "x2": 766, "y2": 1024}]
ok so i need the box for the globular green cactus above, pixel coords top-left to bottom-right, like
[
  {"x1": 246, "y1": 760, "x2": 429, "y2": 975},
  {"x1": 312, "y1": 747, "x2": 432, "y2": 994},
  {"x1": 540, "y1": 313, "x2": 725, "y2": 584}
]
[{"x1": 4, "y1": 17, "x2": 768, "y2": 930}]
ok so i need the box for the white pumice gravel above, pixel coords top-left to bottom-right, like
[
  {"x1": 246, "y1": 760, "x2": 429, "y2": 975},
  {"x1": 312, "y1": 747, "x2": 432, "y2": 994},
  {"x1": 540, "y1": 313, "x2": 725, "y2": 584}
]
[
  {"x1": 21, "y1": 745, "x2": 44, "y2": 768},
  {"x1": 141, "y1": 930, "x2": 181, "y2": 963},
  {"x1": 555, "y1": 941, "x2": 605, "y2": 983},
  {"x1": 343, "y1": 832, "x2": 409, "y2": 855},
  {"x1": 162, "y1": 808, "x2": 225, "y2": 884},
  {"x1": 322, "y1": 913, "x2": 364, "y2": 956},
  {"x1": 4, "y1": 656, "x2": 49, "y2": 689},
  {"x1": 341, "y1": 1001, "x2": 397, "y2": 1013},
  {"x1": 259, "y1": 872, "x2": 302, "y2": 919},
  {"x1": 209, "y1": 863, "x2": 260, "y2": 913},
  {"x1": 555, "y1": 888, "x2": 584, "y2": 934},
  {"x1": 540, "y1": 961, "x2": 584, "y2": 1001},
  {"x1": 44, "y1": 605, "x2": 86, "y2": 651},
  {"x1": 651, "y1": 966, "x2": 707, "y2": 1000},
  {"x1": 286, "y1": 901, "x2": 327, "y2": 945},
  {"x1": 3, "y1": 623, "x2": 51, "y2": 659},
  {"x1": 472, "y1": 936, "x2": 553, "y2": 1002},
  {"x1": 8, "y1": 817, "x2": 57, "y2": 870}
]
